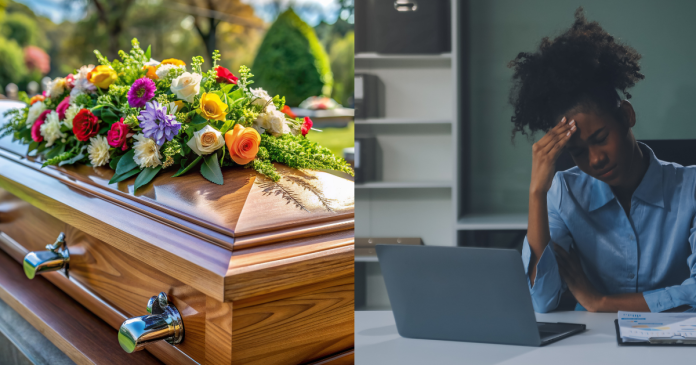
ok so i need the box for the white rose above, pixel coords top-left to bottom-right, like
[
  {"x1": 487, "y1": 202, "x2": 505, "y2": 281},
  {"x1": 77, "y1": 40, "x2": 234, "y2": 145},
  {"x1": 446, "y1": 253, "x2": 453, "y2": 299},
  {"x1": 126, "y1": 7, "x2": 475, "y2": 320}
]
[
  {"x1": 267, "y1": 110, "x2": 288, "y2": 137},
  {"x1": 26, "y1": 101, "x2": 46, "y2": 126},
  {"x1": 170, "y1": 72, "x2": 201, "y2": 103},
  {"x1": 250, "y1": 88, "x2": 275, "y2": 112},
  {"x1": 132, "y1": 134, "x2": 162, "y2": 168},
  {"x1": 63, "y1": 104, "x2": 82, "y2": 129},
  {"x1": 88, "y1": 135, "x2": 111, "y2": 167},
  {"x1": 40, "y1": 111, "x2": 66, "y2": 147},
  {"x1": 186, "y1": 125, "x2": 225, "y2": 156}
]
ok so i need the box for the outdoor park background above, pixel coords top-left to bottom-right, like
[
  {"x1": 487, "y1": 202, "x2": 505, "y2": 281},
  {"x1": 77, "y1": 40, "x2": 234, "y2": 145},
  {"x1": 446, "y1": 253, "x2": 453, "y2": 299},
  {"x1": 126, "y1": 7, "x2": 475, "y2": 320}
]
[{"x1": 0, "y1": 0, "x2": 354, "y2": 157}]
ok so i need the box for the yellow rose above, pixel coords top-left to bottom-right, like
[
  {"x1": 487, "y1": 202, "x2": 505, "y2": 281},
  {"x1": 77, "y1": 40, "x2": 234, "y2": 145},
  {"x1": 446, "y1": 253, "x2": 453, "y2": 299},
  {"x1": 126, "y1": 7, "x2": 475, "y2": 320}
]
[
  {"x1": 160, "y1": 58, "x2": 186, "y2": 67},
  {"x1": 87, "y1": 65, "x2": 118, "y2": 89},
  {"x1": 198, "y1": 93, "x2": 227, "y2": 121}
]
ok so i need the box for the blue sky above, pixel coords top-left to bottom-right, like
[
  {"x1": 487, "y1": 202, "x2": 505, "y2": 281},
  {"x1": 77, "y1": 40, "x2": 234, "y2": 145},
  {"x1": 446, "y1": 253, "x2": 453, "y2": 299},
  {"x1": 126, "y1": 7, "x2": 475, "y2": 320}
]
[{"x1": 14, "y1": 0, "x2": 343, "y2": 26}]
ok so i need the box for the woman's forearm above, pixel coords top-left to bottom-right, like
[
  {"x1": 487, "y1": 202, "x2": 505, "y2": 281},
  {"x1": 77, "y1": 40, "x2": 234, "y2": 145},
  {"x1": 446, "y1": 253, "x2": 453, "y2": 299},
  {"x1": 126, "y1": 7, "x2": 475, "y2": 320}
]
[
  {"x1": 527, "y1": 191, "x2": 551, "y2": 287},
  {"x1": 596, "y1": 293, "x2": 650, "y2": 312}
]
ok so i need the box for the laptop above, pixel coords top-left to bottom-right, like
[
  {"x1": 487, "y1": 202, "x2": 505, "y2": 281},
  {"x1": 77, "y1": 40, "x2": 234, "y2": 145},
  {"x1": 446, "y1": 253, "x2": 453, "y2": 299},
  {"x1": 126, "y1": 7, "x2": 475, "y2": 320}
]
[{"x1": 375, "y1": 245, "x2": 586, "y2": 346}]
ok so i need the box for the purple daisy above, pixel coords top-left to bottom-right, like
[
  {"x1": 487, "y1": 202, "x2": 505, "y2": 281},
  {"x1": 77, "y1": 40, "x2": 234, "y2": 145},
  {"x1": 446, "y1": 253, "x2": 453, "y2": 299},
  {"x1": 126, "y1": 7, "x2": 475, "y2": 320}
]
[
  {"x1": 138, "y1": 101, "x2": 181, "y2": 146},
  {"x1": 127, "y1": 77, "x2": 156, "y2": 108}
]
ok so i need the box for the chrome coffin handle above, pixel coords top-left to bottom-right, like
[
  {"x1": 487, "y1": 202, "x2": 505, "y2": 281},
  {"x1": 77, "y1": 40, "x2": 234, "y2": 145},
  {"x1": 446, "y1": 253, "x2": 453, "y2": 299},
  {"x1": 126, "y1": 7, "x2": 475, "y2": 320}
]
[
  {"x1": 118, "y1": 292, "x2": 184, "y2": 353},
  {"x1": 23, "y1": 232, "x2": 69, "y2": 279}
]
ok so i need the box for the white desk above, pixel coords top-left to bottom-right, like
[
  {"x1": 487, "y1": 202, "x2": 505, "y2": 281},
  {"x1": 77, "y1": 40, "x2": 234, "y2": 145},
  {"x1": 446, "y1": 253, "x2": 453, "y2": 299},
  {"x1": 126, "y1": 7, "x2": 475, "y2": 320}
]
[{"x1": 356, "y1": 311, "x2": 694, "y2": 364}]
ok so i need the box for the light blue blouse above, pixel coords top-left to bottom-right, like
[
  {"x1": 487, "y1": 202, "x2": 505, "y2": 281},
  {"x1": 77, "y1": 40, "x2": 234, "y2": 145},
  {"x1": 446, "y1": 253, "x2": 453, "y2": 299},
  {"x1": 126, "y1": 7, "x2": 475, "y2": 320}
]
[{"x1": 522, "y1": 142, "x2": 696, "y2": 313}]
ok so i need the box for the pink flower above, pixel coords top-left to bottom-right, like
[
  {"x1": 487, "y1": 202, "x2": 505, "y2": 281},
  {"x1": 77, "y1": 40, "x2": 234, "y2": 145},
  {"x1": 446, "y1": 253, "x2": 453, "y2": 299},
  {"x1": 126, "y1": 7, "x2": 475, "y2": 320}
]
[
  {"x1": 24, "y1": 46, "x2": 50, "y2": 75},
  {"x1": 65, "y1": 74, "x2": 75, "y2": 89},
  {"x1": 107, "y1": 118, "x2": 131, "y2": 151},
  {"x1": 31, "y1": 110, "x2": 51, "y2": 142},
  {"x1": 56, "y1": 97, "x2": 70, "y2": 120}
]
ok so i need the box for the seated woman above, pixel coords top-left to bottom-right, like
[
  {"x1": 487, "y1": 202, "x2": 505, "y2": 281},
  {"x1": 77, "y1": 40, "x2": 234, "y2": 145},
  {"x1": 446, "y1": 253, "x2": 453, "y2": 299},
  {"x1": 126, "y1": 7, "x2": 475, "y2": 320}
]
[{"x1": 509, "y1": 9, "x2": 696, "y2": 313}]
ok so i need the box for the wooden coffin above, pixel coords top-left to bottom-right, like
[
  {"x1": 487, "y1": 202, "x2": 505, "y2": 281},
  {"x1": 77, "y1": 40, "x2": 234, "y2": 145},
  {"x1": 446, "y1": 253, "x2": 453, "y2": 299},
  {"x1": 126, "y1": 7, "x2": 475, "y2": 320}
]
[{"x1": 0, "y1": 121, "x2": 355, "y2": 364}]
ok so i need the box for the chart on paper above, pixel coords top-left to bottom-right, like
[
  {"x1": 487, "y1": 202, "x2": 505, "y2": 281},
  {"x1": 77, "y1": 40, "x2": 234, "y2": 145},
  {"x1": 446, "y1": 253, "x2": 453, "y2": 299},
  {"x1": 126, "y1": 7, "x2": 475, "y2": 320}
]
[{"x1": 618, "y1": 311, "x2": 696, "y2": 342}]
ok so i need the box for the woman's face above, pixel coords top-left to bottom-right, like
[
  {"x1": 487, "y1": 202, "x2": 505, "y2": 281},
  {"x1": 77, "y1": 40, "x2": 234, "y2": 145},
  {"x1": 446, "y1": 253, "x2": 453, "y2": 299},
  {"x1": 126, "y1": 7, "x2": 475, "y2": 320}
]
[{"x1": 564, "y1": 106, "x2": 636, "y2": 187}]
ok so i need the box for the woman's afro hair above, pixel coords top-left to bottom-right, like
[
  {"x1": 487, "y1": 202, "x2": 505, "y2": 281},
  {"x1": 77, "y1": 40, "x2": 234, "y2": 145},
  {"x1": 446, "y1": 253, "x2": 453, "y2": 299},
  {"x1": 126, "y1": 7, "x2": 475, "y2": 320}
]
[{"x1": 508, "y1": 8, "x2": 644, "y2": 139}]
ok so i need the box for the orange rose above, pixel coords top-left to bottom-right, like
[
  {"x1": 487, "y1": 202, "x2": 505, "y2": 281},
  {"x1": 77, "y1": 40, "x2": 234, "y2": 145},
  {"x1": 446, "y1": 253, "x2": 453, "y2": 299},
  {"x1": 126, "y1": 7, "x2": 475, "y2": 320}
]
[
  {"x1": 29, "y1": 95, "x2": 45, "y2": 105},
  {"x1": 224, "y1": 124, "x2": 260, "y2": 165},
  {"x1": 160, "y1": 58, "x2": 186, "y2": 66},
  {"x1": 143, "y1": 65, "x2": 159, "y2": 80}
]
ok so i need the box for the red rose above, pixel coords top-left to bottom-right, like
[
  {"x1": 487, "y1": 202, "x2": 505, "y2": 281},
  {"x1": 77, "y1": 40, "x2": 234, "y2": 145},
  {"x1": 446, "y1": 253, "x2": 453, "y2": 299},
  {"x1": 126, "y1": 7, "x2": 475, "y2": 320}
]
[
  {"x1": 72, "y1": 109, "x2": 100, "y2": 142},
  {"x1": 215, "y1": 66, "x2": 238, "y2": 84},
  {"x1": 301, "y1": 116, "x2": 313, "y2": 136},
  {"x1": 107, "y1": 118, "x2": 131, "y2": 151},
  {"x1": 56, "y1": 96, "x2": 70, "y2": 120}
]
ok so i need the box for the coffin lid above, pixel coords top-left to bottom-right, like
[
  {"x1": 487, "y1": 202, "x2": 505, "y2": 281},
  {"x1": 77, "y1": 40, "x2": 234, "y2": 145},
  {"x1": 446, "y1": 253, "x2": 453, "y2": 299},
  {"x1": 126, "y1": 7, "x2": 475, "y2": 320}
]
[{"x1": 0, "y1": 125, "x2": 354, "y2": 252}]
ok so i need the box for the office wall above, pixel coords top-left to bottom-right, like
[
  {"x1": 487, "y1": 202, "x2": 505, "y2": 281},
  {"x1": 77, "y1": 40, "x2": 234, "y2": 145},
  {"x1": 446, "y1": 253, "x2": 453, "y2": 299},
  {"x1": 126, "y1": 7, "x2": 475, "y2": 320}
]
[{"x1": 468, "y1": 0, "x2": 696, "y2": 214}]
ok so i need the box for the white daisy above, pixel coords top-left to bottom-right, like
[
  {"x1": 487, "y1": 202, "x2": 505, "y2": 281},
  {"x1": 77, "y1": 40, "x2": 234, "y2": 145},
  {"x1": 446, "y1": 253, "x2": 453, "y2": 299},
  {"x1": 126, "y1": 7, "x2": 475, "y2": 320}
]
[
  {"x1": 40, "y1": 111, "x2": 66, "y2": 147},
  {"x1": 132, "y1": 134, "x2": 162, "y2": 168},
  {"x1": 88, "y1": 135, "x2": 111, "y2": 167}
]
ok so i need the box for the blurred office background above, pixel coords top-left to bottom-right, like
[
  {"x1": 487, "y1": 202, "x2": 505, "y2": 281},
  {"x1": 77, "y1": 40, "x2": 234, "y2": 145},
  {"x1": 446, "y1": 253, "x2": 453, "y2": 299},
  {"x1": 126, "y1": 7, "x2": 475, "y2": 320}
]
[
  {"x1": 0, "y1": 0, "x2": 355, "y2": 156},
  {"x1": 355, "y1": 0, "x2": 696, "y2": 310}
]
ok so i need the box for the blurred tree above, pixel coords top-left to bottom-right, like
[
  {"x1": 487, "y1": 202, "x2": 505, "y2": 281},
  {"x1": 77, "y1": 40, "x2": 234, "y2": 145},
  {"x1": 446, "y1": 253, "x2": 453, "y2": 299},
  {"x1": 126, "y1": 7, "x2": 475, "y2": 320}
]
[
  {"x1": 169, "y1": 0, "x2": 264, "y2": 63},
  {"x1": 0, "y1": 36, "x2": 27, "y2": 87},
  {"x1": 328, "y1": 31, "x2": 353, "y2": 106},
  {"x1": 252, "y1": 8, "x2": 332, "y2": 106},
  {"x1": 2, "y1": 12, "x2": 44, "y2": 47}
]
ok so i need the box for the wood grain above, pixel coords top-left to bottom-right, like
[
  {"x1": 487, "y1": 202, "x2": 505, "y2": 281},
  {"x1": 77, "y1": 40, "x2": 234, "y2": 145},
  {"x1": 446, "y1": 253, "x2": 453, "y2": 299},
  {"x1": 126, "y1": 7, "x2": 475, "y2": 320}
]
[
  {"x1": 226, "y1": 230, "x2": 354, "y2": 301},
  {"x1": 0, "y1": 249, "x2": 162, "y2": 365},
  {"x1": 0, "y1": 224, "x2": 201, "y2": 365},
  {"x1": 0, "y1": 137, "x2": 354, "y2": 246},
  {"x1": 205, "y1": 297, "x2": 233, "y2": 365},
  {"x1": 0, "y1": 158, "x2": 231, "y2": 301},
  {"x1": 231, "y1": 279, "x2": 355, "y2": 365}
]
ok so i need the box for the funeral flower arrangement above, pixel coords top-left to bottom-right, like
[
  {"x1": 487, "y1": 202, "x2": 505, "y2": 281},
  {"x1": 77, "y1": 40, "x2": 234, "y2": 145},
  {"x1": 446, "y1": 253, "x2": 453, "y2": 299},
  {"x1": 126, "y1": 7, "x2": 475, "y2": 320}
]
[{"x1": 0, "y1": 39, "x2": 353, "y2": 191}]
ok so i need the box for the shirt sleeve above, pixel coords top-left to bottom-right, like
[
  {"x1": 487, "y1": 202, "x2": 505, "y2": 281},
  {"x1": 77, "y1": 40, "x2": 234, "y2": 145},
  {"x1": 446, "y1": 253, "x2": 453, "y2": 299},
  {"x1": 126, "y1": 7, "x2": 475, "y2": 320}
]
[
  {"x1": 521, "y1": 172, "x2": 575, "y2": 313},
  {"x1": 642, "y1": 179, "x2": 696, "y2": 312}
]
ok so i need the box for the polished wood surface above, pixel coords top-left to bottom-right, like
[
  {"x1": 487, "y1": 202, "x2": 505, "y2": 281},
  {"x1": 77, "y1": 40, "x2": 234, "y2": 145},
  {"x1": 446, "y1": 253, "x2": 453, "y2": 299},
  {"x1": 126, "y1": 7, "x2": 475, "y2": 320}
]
[
  {"x1": 0, "y1": 132, "x2": 355, "y2": 364},
  {"x1": 307, "y1": 350, "x2": 354, "y2": 365},
  {"x1": 0, "y1": 135, "x2": 354, "y2": 247},
  {"x1": 0, "y1": 249, "x2": 162, "y2": 365},
  {"x1": 0, "y1": 225, "x2": 202, "y2": 365}
]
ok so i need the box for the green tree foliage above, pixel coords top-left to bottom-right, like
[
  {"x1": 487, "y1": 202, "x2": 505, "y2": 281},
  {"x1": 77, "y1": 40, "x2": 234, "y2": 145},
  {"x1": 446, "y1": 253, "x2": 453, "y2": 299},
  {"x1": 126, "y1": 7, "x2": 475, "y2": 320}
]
[
  {"x1": 0, "y1": 36, "x2": 27, "y2": 86},
  {"x1": 1, "y1": 12, "x2": 41, "y2": 47},
  {"x1": 329, "y1": 31, "x2": 354, "y2": 106},
  {"x1": 252, "y1": 8, "x2": 333, "y2": 106}
]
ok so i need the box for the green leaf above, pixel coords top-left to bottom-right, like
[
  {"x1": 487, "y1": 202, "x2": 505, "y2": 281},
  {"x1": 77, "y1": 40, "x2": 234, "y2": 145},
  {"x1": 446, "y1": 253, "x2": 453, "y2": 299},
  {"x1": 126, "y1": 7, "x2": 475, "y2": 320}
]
[
  {"x1": 109, "y1": 153, "x2": 123, "y2": 170},
  {"x1": 101, "y1": 108, "x2": 119, "y2": 123},
  {"x1": 58, "y1": 152, "x2": 84, "y2": 166},
  {"x1": 191, "y1": 113, "x2": 207, "y2": 125},
  {"x1": 134, "y1": 166, "x2": 162, "y2": 191},
  {"x1": 145, "y1": 45, "x2": 151, "y2": 60},
  {"x1": 28, "y1": 141, "x2": 39, "y2": 153},
  {"x1": 229, "y1": 89, "x2": 243, "y2": 100},
  {"x1": 115, "y1": 149, "x2": 138, "y2": 175},
  {"x1": 45, "y1": 144, "x2": 66, "y2": 160},
  {"x1": 219, "y1": 120, "x2": 234, "y2": 135},
  {"x1": 221, "y1": 84, "x2": 233, "y2": 93},
  {"x1": 172, "y1": 155, "x2": 202, "y2": 177},
  {"x1": 98, "y1": 126, "x2": 110, "y2": 134},
  {"x1": 200, "y1": 152, "x2": 223, "y2": 185},
  {"x1": 108, "y1": 167, "x2": 141, "y2": 184}
]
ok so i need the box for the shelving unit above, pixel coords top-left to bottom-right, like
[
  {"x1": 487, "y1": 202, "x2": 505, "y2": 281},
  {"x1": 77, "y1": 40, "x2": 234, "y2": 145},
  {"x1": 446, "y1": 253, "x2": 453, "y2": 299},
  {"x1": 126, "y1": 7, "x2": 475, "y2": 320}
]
[
  {"x1": 356, "y1": 181, "x2": 452, "y2": 189},
  {"x1": 354, "y1": 118, "x2": 451, "y2": 125},
  {"x1": 354, "y1": 0, "x2": 462, "y2": 311}
]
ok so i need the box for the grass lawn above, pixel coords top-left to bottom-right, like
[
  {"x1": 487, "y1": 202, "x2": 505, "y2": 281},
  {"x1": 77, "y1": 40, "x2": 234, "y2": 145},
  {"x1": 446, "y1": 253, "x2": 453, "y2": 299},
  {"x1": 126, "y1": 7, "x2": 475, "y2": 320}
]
[{"x1": 306, "y1": 122, "x2": 354, "y2": 158}]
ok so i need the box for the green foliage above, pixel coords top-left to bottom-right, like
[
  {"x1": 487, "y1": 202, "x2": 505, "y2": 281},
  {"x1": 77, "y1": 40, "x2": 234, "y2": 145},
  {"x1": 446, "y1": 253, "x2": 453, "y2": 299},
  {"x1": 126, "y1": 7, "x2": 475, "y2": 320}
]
[
  {"x1": 42, "y1": 151, "x2": 74, "y2": 167},
  {"x1": 252, "y1": 9, "x2": 333, "y2": 106},
  {"x1": 252, "y1": 158, "x2": 281, "y2": 181},
  {"x1": 0, "y1": 36, "x2": 27, "y2": 86},
  {"x1": 1, "y1": 11, "x2": 41, "y2": 47},
  {"x1": 328, "y1": 31, "x2": 354, "y2": 106},
  {"x1": 259, "y1": 133, "x2": 353, "y2": 176}
]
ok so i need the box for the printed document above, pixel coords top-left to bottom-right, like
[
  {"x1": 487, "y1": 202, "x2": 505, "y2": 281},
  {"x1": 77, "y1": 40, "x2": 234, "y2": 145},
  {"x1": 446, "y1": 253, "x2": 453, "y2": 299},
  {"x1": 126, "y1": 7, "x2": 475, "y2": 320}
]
[{"x1": 618, "y1": 311, "x2": 696, "y2": 342}]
